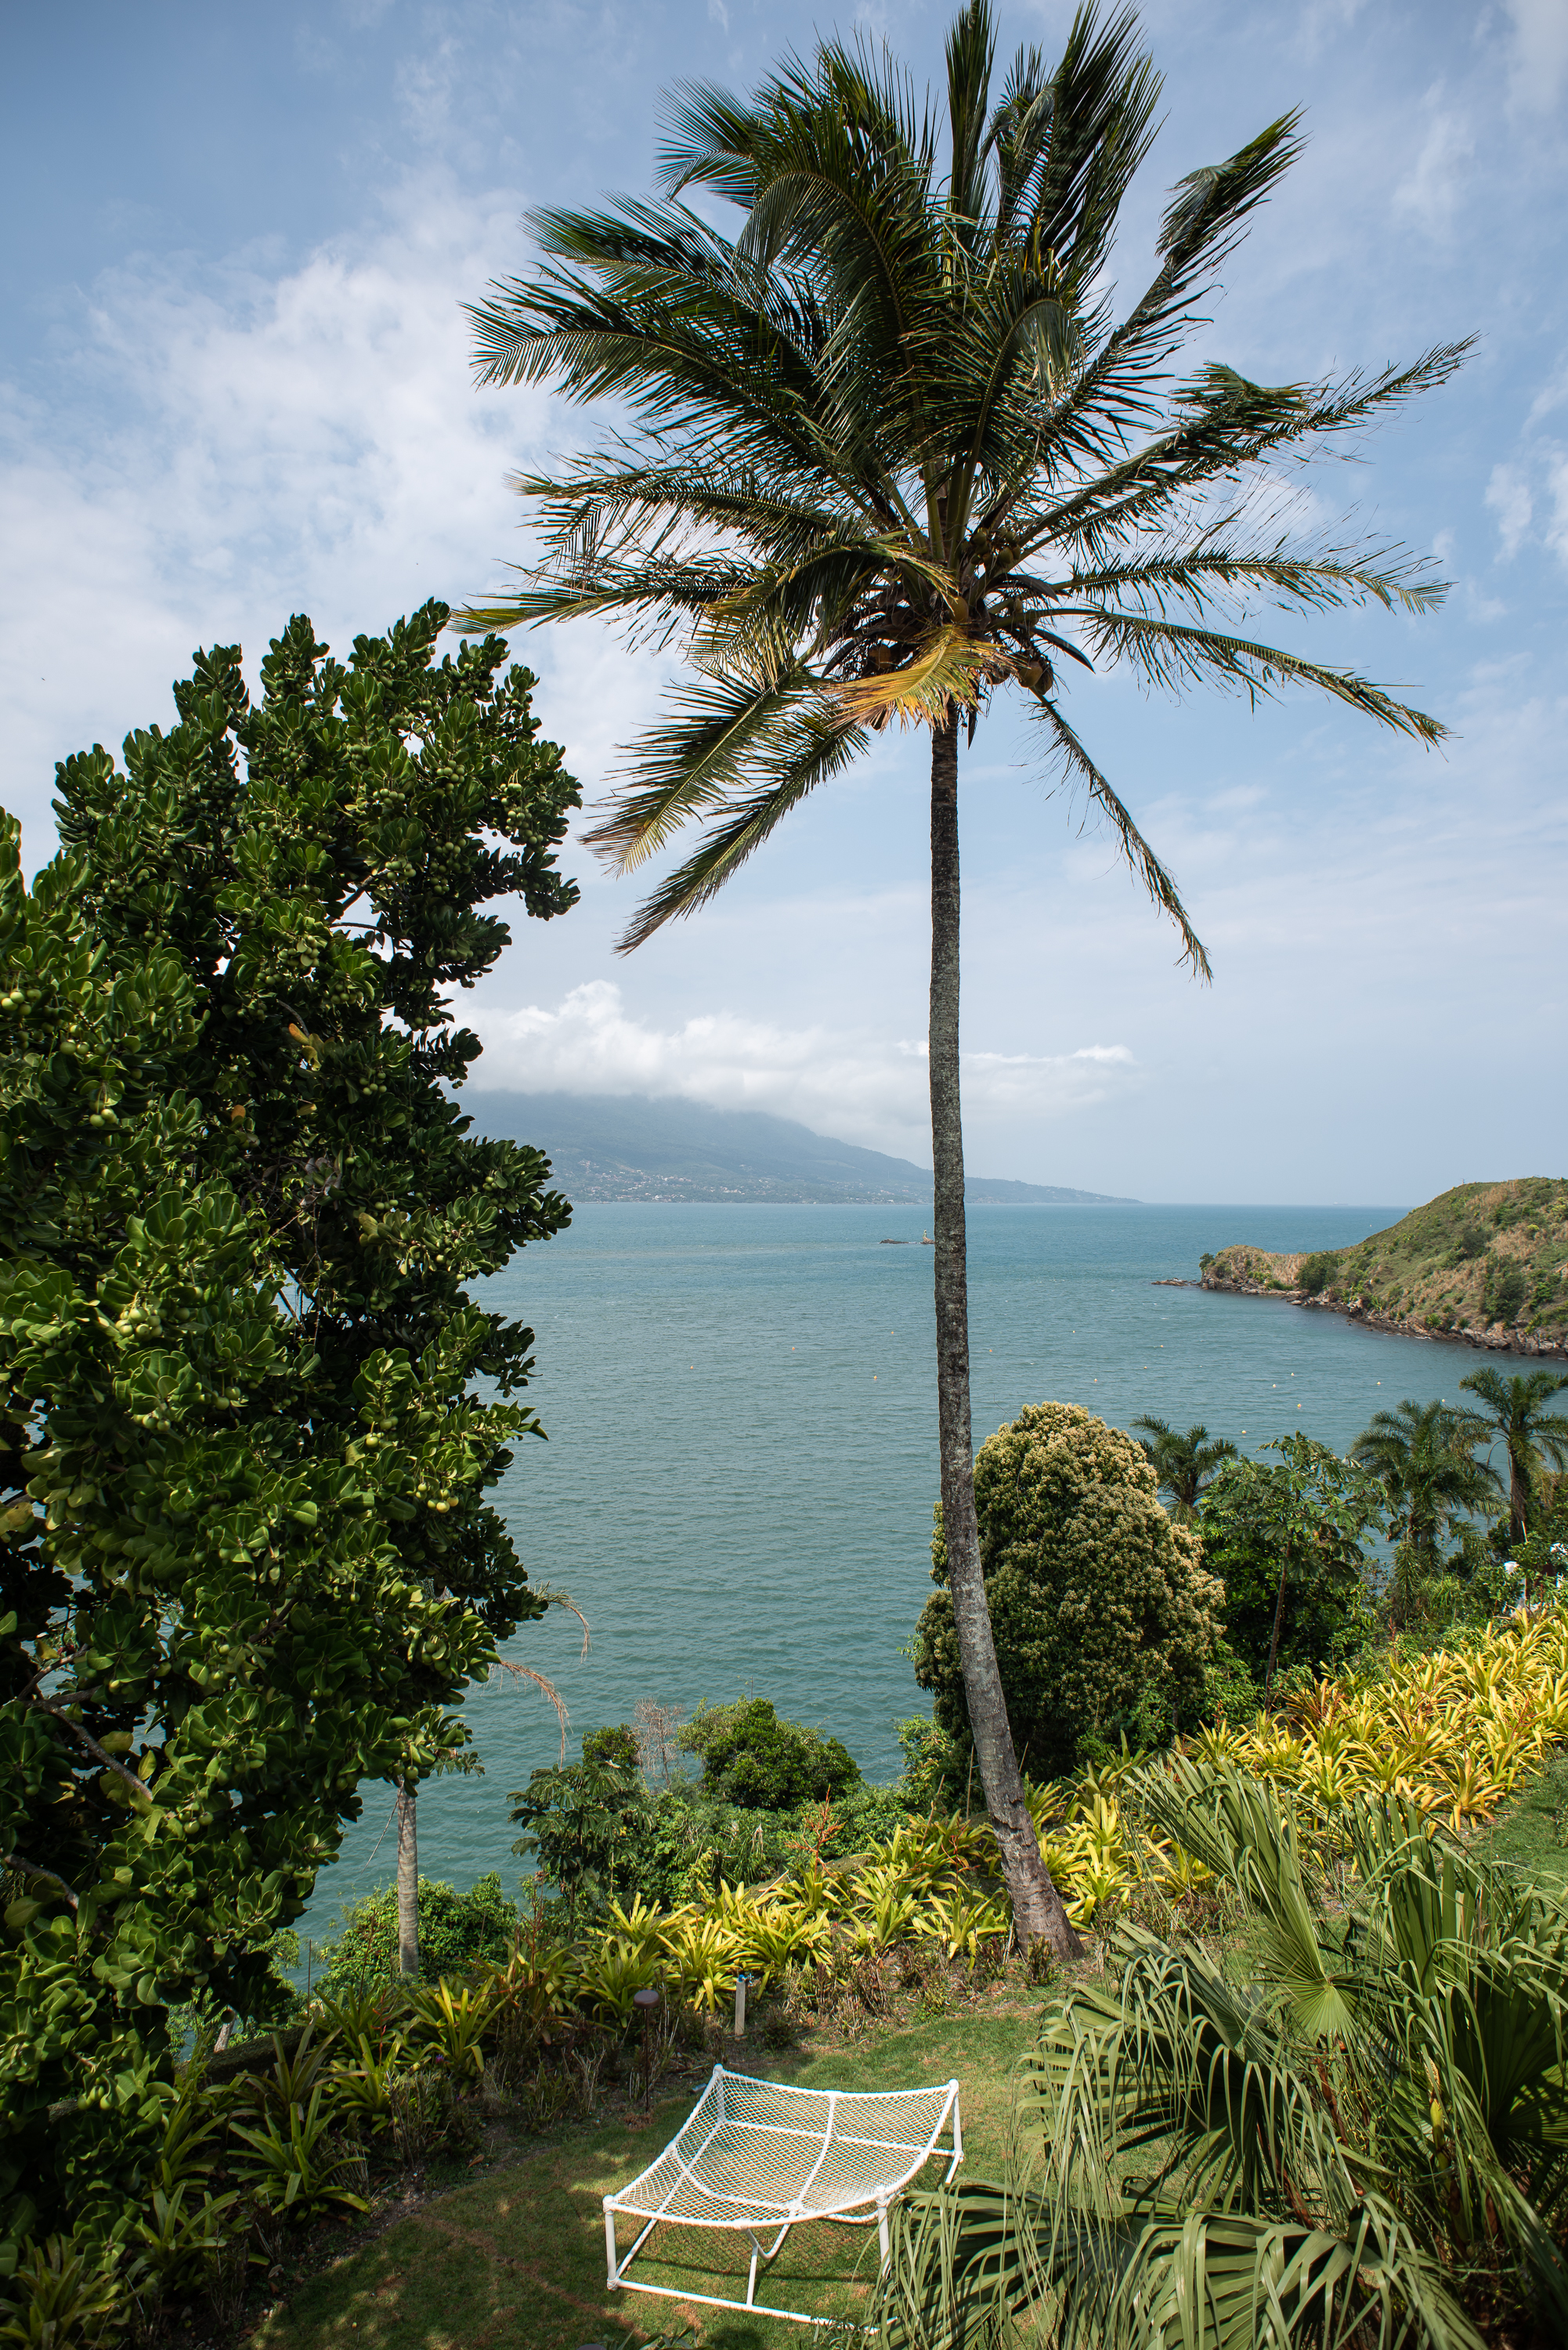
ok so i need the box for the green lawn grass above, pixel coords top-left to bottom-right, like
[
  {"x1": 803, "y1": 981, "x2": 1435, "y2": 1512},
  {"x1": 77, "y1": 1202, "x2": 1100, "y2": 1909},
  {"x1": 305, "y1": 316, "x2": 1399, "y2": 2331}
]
[
  {"x1": 1470, "y1": 1748, "x2": 1568, "y2": 1900},
  {"x1": 255, "y1": 2002, "x2": 1042, "y2": 2350}
]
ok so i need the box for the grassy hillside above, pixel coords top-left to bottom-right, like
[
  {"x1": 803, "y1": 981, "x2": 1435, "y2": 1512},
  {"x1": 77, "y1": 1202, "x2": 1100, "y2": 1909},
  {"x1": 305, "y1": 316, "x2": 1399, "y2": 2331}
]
[{"x1": 1202, "y1": 1177, "x2": 1568, "y2": 1352}]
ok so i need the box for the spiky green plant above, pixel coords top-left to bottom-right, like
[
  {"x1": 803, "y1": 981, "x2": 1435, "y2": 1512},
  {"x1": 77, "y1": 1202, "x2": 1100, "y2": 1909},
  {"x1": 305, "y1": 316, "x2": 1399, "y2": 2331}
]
[
  {"x1": 463, "y1": 0, "x2": 1466, "y2": 1954},
  {"x1": 875, "y1": 1759, "x2": 1568, "y2": 2349}
]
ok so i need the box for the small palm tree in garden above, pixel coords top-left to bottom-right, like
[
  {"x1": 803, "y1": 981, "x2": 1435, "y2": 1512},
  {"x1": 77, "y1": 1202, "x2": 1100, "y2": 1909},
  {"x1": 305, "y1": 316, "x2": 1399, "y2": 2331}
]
[
  {"x1": 462, "y1": 0, "x2": 1465, "y2": 1951},
  {"x1": 1459, "y1": 1365, "x2": 1568, "y2": 1543},
  {"x1": 1131, "y1": 1415, "x2": 1237, "y2": 1520},
  {"x1": 1352, "y1": 1396, "x2": 1499, "y2": 1576}
]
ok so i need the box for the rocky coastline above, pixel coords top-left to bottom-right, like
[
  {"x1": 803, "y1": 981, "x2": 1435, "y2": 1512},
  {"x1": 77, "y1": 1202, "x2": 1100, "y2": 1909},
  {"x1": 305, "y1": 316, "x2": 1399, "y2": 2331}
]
[{"x1": 1167, "y1": 1266, "x2": 1567, "y2": 1358}]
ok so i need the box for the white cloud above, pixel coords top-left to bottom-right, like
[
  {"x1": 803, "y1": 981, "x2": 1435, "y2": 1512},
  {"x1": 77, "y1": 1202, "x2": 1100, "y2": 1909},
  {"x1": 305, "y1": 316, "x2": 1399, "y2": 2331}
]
[
  {"x1": 1502, "y1": 0, "x2": 1568, "y2": 114},
  {"x1": 1393, "y1": 92, "x2": 1476, "y2": 234},
  {"x1": 0, "y1": 170, "x2": 666, "y2": 862},
  {"x1": 1546, "y1": 448, "x2": 1568, "y2": 566},
  {"x1": 468, "y1": 980, "x2": 1139, "y2": 1150},
  {"x1": 1484, "y1": 461, "x2": 1533, "y2": 559}
]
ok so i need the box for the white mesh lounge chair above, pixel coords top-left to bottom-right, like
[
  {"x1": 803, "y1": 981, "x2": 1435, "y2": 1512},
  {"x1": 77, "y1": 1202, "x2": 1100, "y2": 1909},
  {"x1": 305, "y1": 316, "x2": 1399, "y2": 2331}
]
[{"x1": 603, "y1": 2064, "x2": 963, "y2": 2326}]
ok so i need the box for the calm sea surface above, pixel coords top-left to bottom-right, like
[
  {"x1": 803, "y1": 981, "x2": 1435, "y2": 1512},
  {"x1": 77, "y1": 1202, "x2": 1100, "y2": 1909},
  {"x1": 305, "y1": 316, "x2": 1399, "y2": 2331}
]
[{"x1": 298, "y1": 1198, "x2": 1483, "y2": 1950}]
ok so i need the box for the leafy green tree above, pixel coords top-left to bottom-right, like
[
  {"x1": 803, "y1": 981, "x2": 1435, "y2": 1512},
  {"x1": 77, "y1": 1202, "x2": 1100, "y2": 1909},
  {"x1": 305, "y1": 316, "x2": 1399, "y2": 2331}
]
[
  {"x1": 316, "y1": 1871, "x2": 518, "y2": 1999},
  {"x1": 1130, "y1": 1418, "x2": 1237, "y2": 1520},
  {"x1": 463, "y1": 0, "x2": 1461, "y2": 1948},
  {"x1": 1195, "y1": 1437, "x2": 1382, "y2": 1695},
  {"x1": 679, "y1": 1697, "x2": 862, "y2": 1810},
  {"x1": 1458, "y1": 1366, "x2": 1568, "y2": 1543},
  {"x1": 912, "y1": 1403, "x2": 1223, "y2": 1780},
  {"x1": 509, "y1": 1745, "x2": 641, "y2": 1927},
  {"x1": 0, "y1": 602, "x2": 577, "y2": 2250},
  {"x1": 1351, "y1": 1398, "x2": 1500, "y2": 1577}
]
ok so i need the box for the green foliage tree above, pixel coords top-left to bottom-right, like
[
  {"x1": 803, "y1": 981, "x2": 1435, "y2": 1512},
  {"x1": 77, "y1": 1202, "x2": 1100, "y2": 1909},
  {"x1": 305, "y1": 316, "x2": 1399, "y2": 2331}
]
[
  {"x1": 461, "y1": 0, "x2": 1461, "y2": 1951},
  {"x1": 1296, "y1": 1249, "x2": 1340, "y2": 1296},
  {"x1": 508, "y1": 1744, "x2": 641, "y2": 1927},
  {"x1": 678, "y1": 1697, "x2": 862, "y2": 1810},
  {"x1": 1351, "y1": 1397, "x2": 1500, "y2": 1577},
  {"x1": 1129, "y1": 1417, "x2": 1237, "y2": 1520},
  {"x1": 912, "y1": 1403, "x2": 1223, "y2": 1780},
  {"x1": 0, "y1": 602, "x2": 577, "y2": 2251},
  {"x1": 1194, "y1": 1437, "x2": 1382, "y2": 1694},
  {"x1": 1458, "y1": 1366, "x2": 1568, "y2": 1543},
  {"x1": 317, "y1": 1872, "x2": 518, "y2": 1999}
]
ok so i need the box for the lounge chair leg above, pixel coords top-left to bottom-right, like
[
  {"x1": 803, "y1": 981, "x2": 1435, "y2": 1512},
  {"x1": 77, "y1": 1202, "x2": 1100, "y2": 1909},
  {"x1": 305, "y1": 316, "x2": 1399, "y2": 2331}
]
[
  {"x1": 604, "y1": 2198, "x2": 619, "y2": 2290},
  {"x1": 876, "y1": 2195, "x2": 890, "y2": 2272}
]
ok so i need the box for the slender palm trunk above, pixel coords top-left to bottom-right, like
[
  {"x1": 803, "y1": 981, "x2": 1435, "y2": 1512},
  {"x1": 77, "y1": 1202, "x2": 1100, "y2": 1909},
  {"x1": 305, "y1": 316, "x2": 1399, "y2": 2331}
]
[
  {"x1": 1508, "y1": 1441, "x2": 1529, "y2": 1543},
  {"x1": 929, "y1": 714, "x2": 1081, "y2": 1959},
  {"x1": 396, "y1": 1777, "x2": 419, "y2": 1978}
]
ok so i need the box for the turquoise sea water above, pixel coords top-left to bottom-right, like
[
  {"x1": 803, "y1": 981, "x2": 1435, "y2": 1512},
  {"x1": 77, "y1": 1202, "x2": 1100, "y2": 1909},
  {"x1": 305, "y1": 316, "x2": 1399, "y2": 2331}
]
[{"x1": 298, "y1": 1198, "x2": 1483, "y2": 1950}]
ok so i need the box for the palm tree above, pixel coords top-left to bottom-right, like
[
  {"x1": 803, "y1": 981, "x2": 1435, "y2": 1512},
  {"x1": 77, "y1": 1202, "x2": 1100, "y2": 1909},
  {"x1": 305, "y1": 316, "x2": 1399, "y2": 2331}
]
[
  {"x1": 462, "y1": 1, "x2": 1464, "y2": 1950},
  {"x1": 1459, "y1": 1365, "x2": 1568, "y2": 1544},
  {"x1": 1130, "y1": 1416, "x2": 1236, "y2": 1520},
  {"x1": 1351, "y1": 1397, "x2": 1499, "y2": 1574}
]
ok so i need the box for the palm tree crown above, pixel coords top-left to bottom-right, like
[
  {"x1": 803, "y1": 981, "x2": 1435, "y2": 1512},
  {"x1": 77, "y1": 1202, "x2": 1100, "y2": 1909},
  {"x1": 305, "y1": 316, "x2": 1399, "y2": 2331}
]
[
  {"x1": 464, "y1": 0, "x2": 1465, "y2": 1953},
  {"x1": 465, "y1": 1, "x2": 1462, "y2": 944},
  {"x1": 1132, "y1": 1416, "x2": 1237, "y2": 1520},
  {"x1": 1459, "y1": 1366, "x2": 1568, "y2": 1543},
  {"x1": 1352, "y1": 1397, "x2": 1499, "y2": 1572}
]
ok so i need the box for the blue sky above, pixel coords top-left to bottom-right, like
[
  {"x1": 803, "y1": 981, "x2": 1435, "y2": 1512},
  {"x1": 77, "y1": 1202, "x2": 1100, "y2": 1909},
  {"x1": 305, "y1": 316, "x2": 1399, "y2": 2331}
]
[{"x1": 3, "y1": 1, "x2": 1564, "y2": 1203}]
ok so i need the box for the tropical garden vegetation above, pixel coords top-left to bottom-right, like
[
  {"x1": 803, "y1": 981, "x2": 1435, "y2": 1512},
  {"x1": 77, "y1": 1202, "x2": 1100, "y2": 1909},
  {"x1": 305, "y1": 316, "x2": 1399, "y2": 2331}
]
[
  {"x1": 1, "y1": 4, "x2": 1548, "y2": 2341},
  {"x1": 8, "y1": 1610, "x2": 1568, "y2": 2346},
  {"x1": 461, "y1": 0, "x2": 1465, "y2": 1954}
]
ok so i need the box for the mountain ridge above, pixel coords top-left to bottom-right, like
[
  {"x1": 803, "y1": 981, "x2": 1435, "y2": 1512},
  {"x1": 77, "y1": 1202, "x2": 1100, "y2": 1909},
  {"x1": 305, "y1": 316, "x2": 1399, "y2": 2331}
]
[{"x1": 464, "y1": 1090, "x2": 1135, "y2": 1206}]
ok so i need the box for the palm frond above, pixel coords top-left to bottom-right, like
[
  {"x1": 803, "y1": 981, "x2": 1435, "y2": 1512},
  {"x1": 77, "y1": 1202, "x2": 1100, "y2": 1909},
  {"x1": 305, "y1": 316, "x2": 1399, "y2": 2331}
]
[
  {"x1": 1071, "y1": 608, "x2": 1450, "y2": 740},
  {"x1": 1068, "y1": 538, "x2": 1450, "y2": 621},
  {"x1": 829, "y1": 627, "x2": 1015, "y2": 727},
  {"x1": 1033, "y1": 699, "x2": 1210, "y2": 975},
  {"x1": 580, "y1": 667, "x2": 818, "y2": 872},
  {"x1": 1034, "y1": 345, "x2": 1473, "y2": 563},
  {"x1": 607, "y1": 704, "x2": 869, "y2": 951}
]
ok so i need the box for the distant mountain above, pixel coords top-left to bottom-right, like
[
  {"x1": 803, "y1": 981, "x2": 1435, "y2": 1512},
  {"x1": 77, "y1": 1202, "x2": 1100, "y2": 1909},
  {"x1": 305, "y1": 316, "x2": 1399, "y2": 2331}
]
[{"x1": 464, "y1": 1090, "x2": 1135, "y2": 1206}]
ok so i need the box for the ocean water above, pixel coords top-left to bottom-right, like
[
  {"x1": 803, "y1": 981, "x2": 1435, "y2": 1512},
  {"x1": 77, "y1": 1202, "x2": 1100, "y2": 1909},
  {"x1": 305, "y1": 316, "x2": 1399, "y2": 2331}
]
[{"x1": 297, "y1": 1198, "x2": 1480, "y2": 1950}]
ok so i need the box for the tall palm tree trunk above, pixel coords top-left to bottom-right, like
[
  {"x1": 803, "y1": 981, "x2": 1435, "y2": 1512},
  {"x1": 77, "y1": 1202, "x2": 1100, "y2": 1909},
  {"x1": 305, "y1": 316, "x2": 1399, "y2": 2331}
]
[
  {"x1": 396, "y1": 1777, "x2": 420, "y2": 1977},
  {"x1": 1508, "y1": 1441, "x2": 1530, "y2": 1544},
  {"x1": 929, "y1": 714, "x2": 1081, "y2": 1958}
]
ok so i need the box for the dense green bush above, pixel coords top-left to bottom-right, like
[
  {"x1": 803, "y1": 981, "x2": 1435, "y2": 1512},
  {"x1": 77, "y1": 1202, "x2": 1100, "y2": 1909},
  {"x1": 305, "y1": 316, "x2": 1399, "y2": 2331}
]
[
  {"x1": 911, "y1": 1403, "x2": 1223, "y2": 1780},
  {"x1": 316, "y1": 1872, "x2": 518, "y2": 1994},
  {"x1": 1296, "y1": 1249, "x2": 1340, "y2": 1296},
  {"x1": 582, "y1": 1723, "x2": 641, "y2": 1771},
  {"x1": 0, "y1": 602, "x2": 577, "y2": 2257},
  {"x1": 679, "y1": 1697, "x2": 862, "y2": 1810},
  {"x1": 511, "y1": 1712, "x2": 903, "y2": 1916},
  {"x1": 1195, "y1": 1437, "x2": 1381, "y2": 1683}
]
